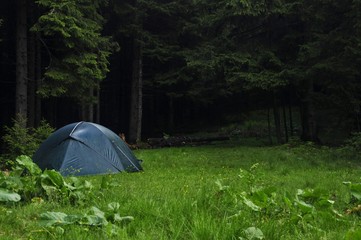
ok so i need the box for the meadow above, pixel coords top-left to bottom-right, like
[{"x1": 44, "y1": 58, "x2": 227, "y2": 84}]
[{"x1": 1, "y1": 141, "x2": 361, "y2": 239}]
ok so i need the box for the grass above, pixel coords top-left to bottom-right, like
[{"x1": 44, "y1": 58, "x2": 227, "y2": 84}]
[{"x1": 1, "y1": 141, "x2": 361, "y2": 239}]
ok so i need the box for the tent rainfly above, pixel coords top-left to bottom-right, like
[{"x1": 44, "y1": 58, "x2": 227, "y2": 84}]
[{"x1": 33, "y1": 121, "x2": 143, "y2": 176}]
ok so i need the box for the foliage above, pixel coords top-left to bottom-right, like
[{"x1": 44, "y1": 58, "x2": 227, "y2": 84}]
[
  {"x1": 0, "y1": 189, "x2": 21, "y2": 202},
  {"x1": 2, "y1": 117, "x2": 34, "y2": 159},
  {"x1": 0, "y1": 155, "x2": 93, "y2": 205},
  {"x1": 344, "y1": 132, "x2": 361, "y2": 152},
  {"x1": 125, "y1": 0, "x2": 361, "y2": 141},
  {"x1": 2, "y1": 0, "x2": 361, "y2": 144},
  {"x1": 31, "y1": 0, "x2": 117, "y2": 103},
  {"x1": 145, "y1": 0, "x2": 290, "y2": 103},
  {"x1": 343, "y1": 181, "x2": 361, "y2": 204},
  {"x1": 216, "y1": 163, "x2": 341, "y2": 238},
  {"x1": 1, "y1": 142, "x2": 361, "y2": 238},
  {"x1": 0, "y1": 155, "x2": 134, "y2": 238},
  {"x1": 38, "y1": 203, "x2": 133, "y2": 237},
  {"x1": 283, "y1": 0, "x2": 361, "y2": 128},
  {"x1": 241, "y1": 227, "x2": 264, "y2": 240},
  {"x1": 1, "y1": 116, "x2": 54, "y2": 167}
]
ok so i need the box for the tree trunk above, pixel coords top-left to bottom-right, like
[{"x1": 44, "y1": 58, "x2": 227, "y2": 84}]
[
  {"x1": 35, "y1": 31, "x2": 42, "y2": 126},
  {"x1": 128, "y1": 38, "x2": 143, "y2": 143},
  {"x1": 287, "y1": 87, "x2": 294, "y2": 137},
  {"x1": 267, "y1": 107, "x2": 273, "y2": 144},
  {"x1": 300, "y1": 79, "x2": 319, "y2": 142},
  {"x1": 282, "y1": 102, "x2": 288, "y2": 142},
  {"x1": 15, "y1": 0, "x2": 28, "y2": 126},
  {"x1": 80, "y1": 88, "x2": 94, "y2": 122},
  {"x1": 80, "y1": 104, "x2": 92, "y2": 122},
  {"x1": 28, "y1": 32, "x2": 36, "y2": 127},
  {"x1": 168, "y1": 95, "x2": 174, "y2": 131},
  {"x1": 288, "y1": 103, "x2": 294, "y2": 137},
  {"x1": 28, "y1": 1, "x2": 42, "y2": 127},
  {"x1": 95, "y1": 87, "x2": 100, "y2": 123},
  {"x1": 27, "y1": 0, "x2": 37, "y2": 127},
  {"x1": 273, "y1": 92, "x2": 283, "y2": 144}
]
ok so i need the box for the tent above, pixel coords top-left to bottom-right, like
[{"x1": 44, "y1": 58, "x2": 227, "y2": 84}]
[{"x1": 33, "y1": 121, "x2": 143, "y2": 176}]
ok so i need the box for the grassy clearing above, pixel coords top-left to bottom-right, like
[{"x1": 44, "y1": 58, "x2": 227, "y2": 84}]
[{"x1": 1, "y1": 142, "x2": 361, "y2": 239}]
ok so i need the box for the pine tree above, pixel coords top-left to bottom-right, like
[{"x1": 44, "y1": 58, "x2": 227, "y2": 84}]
[
  {"x1": 31, "y1": 0, "x2": 117, "y2": 121},
  {"x1": 281, "y1": 0, "x2": 361, "y2": 141}
]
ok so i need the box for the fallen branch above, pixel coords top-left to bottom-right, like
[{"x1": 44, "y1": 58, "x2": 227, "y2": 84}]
[{"x1": 147, "y1": 135, "x2": 230, "y2": 148}]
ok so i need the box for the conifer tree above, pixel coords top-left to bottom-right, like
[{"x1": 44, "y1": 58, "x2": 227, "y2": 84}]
[{"x1": 32, "y1": 0, "x2": 117, "y2": 121}]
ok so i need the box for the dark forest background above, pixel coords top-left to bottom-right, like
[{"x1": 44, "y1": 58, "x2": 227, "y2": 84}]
[{"x1": 0, "y1": 0, "x2": 361, "y2": 149}]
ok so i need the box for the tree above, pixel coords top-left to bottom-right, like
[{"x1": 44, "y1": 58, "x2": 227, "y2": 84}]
[
  {"x1": 15, "y1": 0, "x2": 28, "y2": 126},
  {"x1": 111, "y1": 0, "x2": 361, "y2": 143},
  {"x1": 127, "y1": 0, "x2": 144, "y2": 143},
  {"x1": 110, "y1": 0, "x2": 191, "y2": 140},
  {"x1": 177, "y1": 0, "x2": 291, "y2": 142},
  {"x1": 129, "y1": 36, "x2": 143, "y2": 143},
  {"x1": 2, "y1": 0, "x2": 361, "y2": 144},
  {"x1": 281, "y1": 0, "x2": 361, "y2": 142},
  {"x1": 32, "y1": 0, "x2": 116, "y2": 121},
  {"x1": 27, "y1": 0, "x2": 42, "y2": 127}
]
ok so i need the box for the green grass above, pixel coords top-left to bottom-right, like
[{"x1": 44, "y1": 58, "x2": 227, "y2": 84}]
[{"x1": 1, "y1": 142, "x2": 361, "y2": 239}]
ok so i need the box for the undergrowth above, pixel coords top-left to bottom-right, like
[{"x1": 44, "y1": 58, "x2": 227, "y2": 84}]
[
  {"x1": 1, "y1": 116, "x2": 54, "y2": 170},
  {"x1": 0, "y1": 143, "x2": 361, "y2": 239}
]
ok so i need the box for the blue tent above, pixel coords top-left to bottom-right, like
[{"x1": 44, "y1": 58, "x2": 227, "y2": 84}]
[{"x1": 33, "y1": 122, "x2": 143, "y2": 176}]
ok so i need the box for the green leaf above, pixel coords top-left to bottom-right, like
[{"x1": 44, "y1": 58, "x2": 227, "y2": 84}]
[
  {"x1": 55, "y1": 226, "x2": 65, "y2": 235},
  {"x1": 90, "y1": 206, "x2": 105, "y2": 218},
  {"x1": 343, "y1": 182, "x2": 361, "y2": 201},
  {"x1": 0, "y1": 188, "x2": 21, "y2": 202},
  {"x1": 251, "y1": 190, "x2": 268, "y2": 205},
  {"x1": 317, "y1": 198, "x2": 335, "y2": 209},
  {"x1": 40, "y1": 170, "x2": 67, "y2": 198},
  {"x1": 351, "y1": 191, "x2": 361, "y2": 201},
  {"x1": 295, "y1": 200, "x2": 315, "y2": 213},
  {"x1": 241, "y1": 195, "x2": 261, "y2": 212},
  {"x1": 215, "y1": 179, "x2": 229, "y2": 191},
  {"x1": 39, "y1": 212, "x2": 75, "y2": 227},
  {"x1": 244, "y1": 227, "x2": 264, "y2": 239},
  {"x1": 350, "y1": 183, "x2": 361, "y2": 201},
  {"x1": 283, "y1": 195, "x2": 293, "y2": 209},
  {"x1": 115, "y1": 215, "x2": 134, "y2": 224},
  {"x1": 0, "y1": 176, "x2": 23, "y2": 192},
  {"x1": 16, "y1": 155, "x2": 42, "y2": 176},
  {"x1": 108, "y1": 202, "x2": 120, "y2": 212},
  {"x1": 41, "y1": 170, "x2": 65, "y2": 188},
  {"x1": 105, "y1": 223, "x2": 120, "y2": 237},
  {"x1": 79, "y1": 215, "x2": 108, "y2": 226}
]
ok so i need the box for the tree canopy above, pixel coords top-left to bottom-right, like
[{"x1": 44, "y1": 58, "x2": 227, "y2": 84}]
[
  {"x1": 32, "y1": 0, "x2": 116, "y2": 102},
  {"x1": 0, "y1": 0, "x2": 360, "y2": 145}
]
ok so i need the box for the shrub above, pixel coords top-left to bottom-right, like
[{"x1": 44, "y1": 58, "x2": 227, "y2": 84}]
[
  {"x1": 344, "y1": 132, "x2": 361, "y2": 151},
  {"x1": 1, "y1": 116, "x2": 54, "y2": 168}
]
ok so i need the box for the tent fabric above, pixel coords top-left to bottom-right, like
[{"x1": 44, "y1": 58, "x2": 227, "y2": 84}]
[{"x1": 33, "y1": 122, "x2": 143, "y2": 176}]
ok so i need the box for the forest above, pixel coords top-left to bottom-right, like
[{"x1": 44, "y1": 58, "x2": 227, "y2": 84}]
[
  {"x1": 0, "y1": 0, "x2": 361, "y2": 147},
  {"x1": 1, "y1": 1, "x2": 361, "y2": 239}
]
